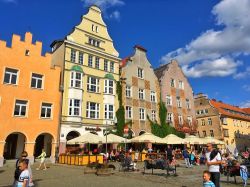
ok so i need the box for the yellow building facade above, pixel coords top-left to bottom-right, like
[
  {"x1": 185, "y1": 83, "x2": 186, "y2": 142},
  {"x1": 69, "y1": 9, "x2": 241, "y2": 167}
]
[{"x1": 51, "y1": 6, "x2": 120, "y2": 153}]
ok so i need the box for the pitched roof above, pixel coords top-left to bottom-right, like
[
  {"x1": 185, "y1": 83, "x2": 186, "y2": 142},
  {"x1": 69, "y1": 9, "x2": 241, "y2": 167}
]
[
  {"x1": 242, "y1": 108, "x2": 250, "y2": 114},
  {"x1": 210, "y1": 100, "x2": 250, "y2": 122},
  {"x1": 120, "y1": 56, "x2": 131, "y2": 67},
  {"x1": 154, "y1": 63, "x2": 169, "y2": 80}
]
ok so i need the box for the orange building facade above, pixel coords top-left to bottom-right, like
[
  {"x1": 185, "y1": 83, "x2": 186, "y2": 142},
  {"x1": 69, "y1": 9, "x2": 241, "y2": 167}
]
[{"x1": 0, "y1": 32, "x2": 61, "y2": 166}]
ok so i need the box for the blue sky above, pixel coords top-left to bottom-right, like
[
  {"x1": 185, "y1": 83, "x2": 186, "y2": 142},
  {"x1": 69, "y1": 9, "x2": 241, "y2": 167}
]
[{"x1": 0, "y1": 0, "x2": 249, "y2": 107}]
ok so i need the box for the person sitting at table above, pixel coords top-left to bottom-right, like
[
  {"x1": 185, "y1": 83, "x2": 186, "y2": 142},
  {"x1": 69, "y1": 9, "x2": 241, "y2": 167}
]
[
  {"x1": 155, "y1": 155, "x2": 166, "y2": 169},
  {"x1": 124, "y1": 152, "x2": 136, "y2": 170}
]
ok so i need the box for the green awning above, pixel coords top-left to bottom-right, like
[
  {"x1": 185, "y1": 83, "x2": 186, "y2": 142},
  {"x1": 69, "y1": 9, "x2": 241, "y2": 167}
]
[
  {"x1": 104, "y1": 73, "x2": 115, "y2": 80},
  {"x1": 71, "y1": 65, "x2": 83, "y2": 73}
]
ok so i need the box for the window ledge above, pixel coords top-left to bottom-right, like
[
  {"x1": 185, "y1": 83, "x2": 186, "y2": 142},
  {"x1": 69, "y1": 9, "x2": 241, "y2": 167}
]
[
  {"x1": 31, "y1": 87, "x2": 44, "y2": 90},
  {"x1": 3, "y1": 83, "x2": 18, "y2": 86}
]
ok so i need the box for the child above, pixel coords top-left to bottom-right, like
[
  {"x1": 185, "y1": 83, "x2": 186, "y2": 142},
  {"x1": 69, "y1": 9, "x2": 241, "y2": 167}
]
[
  {"x1": 16, "y1": 159, "x2": 30, "y2": 187},
  {"x1": 203, "y1": 170, "x2": 215, "y2": 187},
  {"x1": 36, "y1": 149, "x2": 47, "y2": 170}
]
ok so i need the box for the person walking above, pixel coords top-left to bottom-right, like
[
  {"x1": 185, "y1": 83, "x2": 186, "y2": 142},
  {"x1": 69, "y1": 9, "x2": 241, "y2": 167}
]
[
  {"x1": 36, "y1": 149, "x2": 47, "y2": 170},
  {"x1": 183, "y1": 148, "x2": 191, "y2": 168},
  {"x1": 205, "y1": 143, "x2": 224, "y2": 187}
]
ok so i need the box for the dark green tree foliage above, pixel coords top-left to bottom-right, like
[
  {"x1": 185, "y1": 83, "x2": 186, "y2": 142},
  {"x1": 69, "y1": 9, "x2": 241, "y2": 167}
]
[
  {"x1": 148, "y1": 99, "x2": 185, "y2": 138},
  {"x1": 115, "y1": 81, "x2": 125, "y2": 136}
]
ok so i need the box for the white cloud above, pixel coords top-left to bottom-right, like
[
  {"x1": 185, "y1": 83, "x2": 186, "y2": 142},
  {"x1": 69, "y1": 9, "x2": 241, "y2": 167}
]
[
  {"x1": 242, "y1": 84, "x2": 250, "y2": 92},
  {"x1": 240, "y1": 100, "x2": 250, "y2": 108},
  {"x1": 233, "y1": 66, "x2": 250, "y2": 79},
  {"x1": 182, "y1": 57, "x2": 241, "y2": 78},
  {"x1": 110, "y1": 10, "x2": 120, "y2": 21},
  {"x1": 161, "y1": 0, "x2": 250, "y2": 78},
  {"x1": 81, "y1": 0, "x2": 124, "y2": 20}
]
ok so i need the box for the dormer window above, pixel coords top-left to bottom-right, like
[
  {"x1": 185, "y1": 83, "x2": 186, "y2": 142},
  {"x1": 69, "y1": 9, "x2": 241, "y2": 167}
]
[
  {"x1": 25, "y1": 49, "x2": 30, "y2": 56},
  {"x1": 88, "y1": 37, "x2": 100, "y2": 48}
]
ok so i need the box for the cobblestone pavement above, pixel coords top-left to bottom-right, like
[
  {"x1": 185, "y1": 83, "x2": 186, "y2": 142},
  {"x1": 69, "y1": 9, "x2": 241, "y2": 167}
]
[{"x1": 0, "y1": 161, "x2": 247, "y2": 187}]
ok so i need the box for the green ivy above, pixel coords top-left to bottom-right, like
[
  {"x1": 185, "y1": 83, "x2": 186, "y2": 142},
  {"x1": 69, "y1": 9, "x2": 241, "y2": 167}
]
[{"x1": 148, "y1": 98, "x2": 185, "y2": 138}]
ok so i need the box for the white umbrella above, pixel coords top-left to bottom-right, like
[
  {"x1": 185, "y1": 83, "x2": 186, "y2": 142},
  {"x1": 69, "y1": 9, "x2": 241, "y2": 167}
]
[
  {"x1": 106, "y1": 134, "x2": 130, "y2": 143},
  {"x1": 162, "y1": 134, "x2": 184, "y2": 144},
  {"x1": 184, "y1": 135, "x2": 204, "y2": 144},
  {"x1": 130, "y1": 132, "x2": 164, "y2": 144},
  {"x1": 203, "y1": 136, "x2": 225, "y2": 145},
  {"x1": 67, "y1": 132, "x2": 105, "y2": 145}
]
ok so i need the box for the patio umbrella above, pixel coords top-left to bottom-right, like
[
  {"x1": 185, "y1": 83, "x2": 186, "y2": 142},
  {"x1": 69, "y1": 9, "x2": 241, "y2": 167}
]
[
  {"x1": 183, "y1": 135, "x2": 204, "y2": 144},
  {"x1": 106, "y1": 134, "x2": 130, "y2": 143},
  {"x1": 162, "y1": 134, "x2": 184, "y2": 144},
  {"x1": 203, "y1": 136, "x2": 225, "y2": 145},
  {"x1": 67, "y1": 132, "x2": 105, "y2": 145},
  {"x1": 130, "y1": 132, "x2": 164, "y2": 144}
]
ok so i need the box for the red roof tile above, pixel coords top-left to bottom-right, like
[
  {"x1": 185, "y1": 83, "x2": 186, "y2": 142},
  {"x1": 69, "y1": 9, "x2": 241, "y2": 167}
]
[{"x1": 210, "y1": 100, "x2": 250, "y2": 122}]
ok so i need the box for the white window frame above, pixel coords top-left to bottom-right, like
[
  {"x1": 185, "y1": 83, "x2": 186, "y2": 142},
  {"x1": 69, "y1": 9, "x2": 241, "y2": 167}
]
[
  {"x1": 126, "y1": 86, "x2": 132, "y2": 97},
  {"x1": 68, "y1": 99, "x2": 81, "y2": 116},
  {"x1": 41, "y1": 103, "x2": 52, "y2": 119},
  {"x1": 187, "y1": 116, "x2": 192, "y2": 126},
  {"x1": 178, "y1": 80, "x2": 184, "y2": 89},
  {"x1": 104, "y1": 79, "x2": 114, "y2": 94},
  {"x1": 177, "y1": 97, "x2": 182, "y2": 108},
  {"x1": 110, "y1": 62, "x2": 114, "y2": 73},
  {"x1": 104, "y1": 104, "x2": 114, "y2": 120},
  {"x1": 126, "y1": 106, "x2": 132, "y2": 119},
  {"x1": 137, "y1": 68, "x2": 144, "y2": 79},
  {"x1": 201, "y1": 119, "x2": 205, "y2": 126},
  {"x1": 31, "y1": 73, "x2": 43, "y2": 89},
  {"x1": 78, "y1": 52, "x2": 84, "y2": 65},
  {"x1": 87, "y1": 76, "x2": 99, "y2": 93},
  {"x1": 208, "y1": 118, "x2": 212, "y2": 125},
  {"x1": 95, "y1": 57, "x2": 100, "y2": 69},
  {"x1": 150, "y1": 91, "x2": 156, "y2": 102},
  {"x1": 151, "y1": 110, "x2": 156, "y2": 121},
  {"x1": 104, "y1": 60, "x2": 108, "y2": 72},
  {"x1": 170, "y1": 78, "x2": 175, "y2": 87},
  {"x1": 166, "y1": 95, "x2": 172, "y2": 106},
  {"x1": 178, "y1": 115, "x2": 183, "y2": 125},
  {"x1": 88, "y1": 55, "x2": 93, "y2": 67},
  {"x1": 70, "y1": 71, "x2": 82, "y2": 89},
  {"x1": 4, "y1": 68, "x2": 18, "y2": 85},
  {"x1": 86, "y1": 102, "x2": 100, "y2": 119},
  {"x1": 139, "y1": 108, "x2": 145, "y2": 120},
  {"x1": 138, "y1": 89, "x2": 145, "y2": 100},
  {"x1": 14, "y1": 100, "x2": 28, "y2": 117},
  {"x1": 167, "y1": 113, "x2": 173, "y2": 122},
  {"x1": 70, "y1": 49, "x2": 76, "y2": 63}
]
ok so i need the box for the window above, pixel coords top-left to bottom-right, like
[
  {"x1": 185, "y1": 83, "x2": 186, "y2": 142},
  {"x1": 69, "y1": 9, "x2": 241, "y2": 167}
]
[
  {"x1": 223, "y1": 129, "x2": 229, "y2": 137},
  {"x1": 137, "y1": 68, "x2": 144, "y2": 79},
  {"x1": 104, "y1": 104, "x2": 114, "y2": 119},
  {"x1": 186, "y1": 99, "x2": 190, "y2": 109},
  {"x1": 69, "y1": 99, "x2": 81, "y2": 116},
  {"x1": 205, "y1": 109, "x2": 208, "y2": 114},
  {"x1": 126, "y1": 86, "x2": 132, "y2": 97},
  {"x1": 138, "y1": 89, "x2": 145, "y2": 100},
  {"x1": 88, "y1": 37, "x2": 100, "y2": 47},
  {"x1": 126, "y1": 106, "x2": 132, "y2": 119},
  {"x1": 70, "y1": 72, "x2": 82, "y2": 88},
  {"x1": 139, "y1": 108, "x2": 145, "y2": 120},
  {"x1": 177, "y1": 97, "x2": 182, "y2": 108},
  {"x1": 196, "y1": 110, "x2": 200, "y2": 115},
  {"x1": 166, "y1": 95, "x2": 172, "y2": 106},
  {"x1": 170, "y1": 78, "x2": 175, "y2": 87},
  {"x1": 110, "y1": 62, "x2": 114, "y2": 73},
  {"x1": 41, "y1": 103, "x2": 52, "y2": 118},
  {"x1": 88, "y1": 55, "x2": 93, "y2": 67},
  {"x1": 208, "y1": 118, "x2": 212, "y2": 125},
  {"x1": 79, "y1": 52, "x2": 83, "y2": 65},
  {"x1": 104, "y1": 80, "x2": 114, "y2": 94},
  {"x1": 31, "y1": 73, "x2": 43, "y2": 89},
  {"x1": 96, "y1": 26, "x2": 99, "y2": 33},
  {"x1": 25, "y1": 49, "x2": 30, "y2": 56},
  {"x1": 151, "y1": 110, "x2": 156, "y2": 121},
  {"x1": 4, "y1": 68, "x2": 18, "y2": 84},
  {"x1": 70, "y1": 49, "x2": 76, "y2": 63},
  {"x1": 178, "y1": 80, "x2": 184, "y2": 89},
  {"x1": 187, "y1": 116, "x2": 192, "y2": 126},
  {"x1": 178, "y1": 115, "x2": 183, "y2": 125},
  {"x1": 201, "y1": 119, "x2": 205, "y2": 126},
  {"x1": 150, "y1": 91, "x2": 156, "y2": 102},
  {"x1": 95, "y1": 57, "x2": 100, "y2": 69},
  {"x1": 210, "y1": 130, "x2": 214, "y2": 137},
  {"x1": 167, "y1": 113, "x2": 173, "y2": 122},
  {"x1": 92, "y1": 24, "x2": 94, "y2": 31},
  {"x1": 86, "y1": 102, "x2": 99, "y2": 119},
  {"x1": 203, "y1": 131, "x2": 207, "y2": 137},
  {"x1": 14, "y1": 100, "x2": 28, "y2": 116},
  {"x1": 87, "y1": 77, "x2": 99, "y2": 93},
  {"x1": 104, "y1": 60, "x2": 108, "y2": 72}
]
